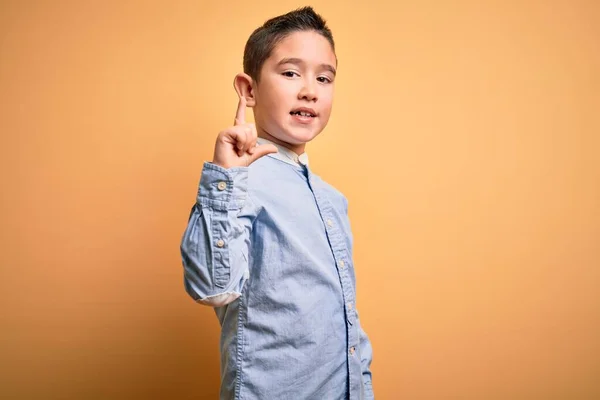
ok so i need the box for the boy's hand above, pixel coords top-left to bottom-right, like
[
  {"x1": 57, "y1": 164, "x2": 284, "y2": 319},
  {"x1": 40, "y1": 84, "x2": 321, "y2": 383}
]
[{"x1": 212, "y1": 97, "x2": 278, "y2": 169}]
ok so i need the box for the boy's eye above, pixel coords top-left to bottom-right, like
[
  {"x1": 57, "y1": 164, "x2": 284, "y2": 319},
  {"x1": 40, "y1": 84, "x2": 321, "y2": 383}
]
[
  {"x1": 317, "y1": 76, "x2": 333, "y2": 83},
  {"x1": 282, "y1": 71, "x2": 298, "y2": 78}
]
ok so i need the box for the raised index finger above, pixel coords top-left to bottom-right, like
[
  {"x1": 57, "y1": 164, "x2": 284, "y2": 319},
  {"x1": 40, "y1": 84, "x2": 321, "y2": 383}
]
[{"x1": 234, "y1": 96, "x2": 246, "y2": 126}]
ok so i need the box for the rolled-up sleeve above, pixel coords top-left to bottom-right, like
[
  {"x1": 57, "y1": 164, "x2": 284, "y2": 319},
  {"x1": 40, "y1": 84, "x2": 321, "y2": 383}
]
[{"x1": 180, "y1": 162, "x2": 256, "y2": 307}]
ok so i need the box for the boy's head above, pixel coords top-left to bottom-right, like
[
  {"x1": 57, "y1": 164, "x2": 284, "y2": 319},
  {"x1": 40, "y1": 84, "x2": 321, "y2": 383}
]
[{"x1": 234, "y1": 7, "x2": 337, "y2": 154}]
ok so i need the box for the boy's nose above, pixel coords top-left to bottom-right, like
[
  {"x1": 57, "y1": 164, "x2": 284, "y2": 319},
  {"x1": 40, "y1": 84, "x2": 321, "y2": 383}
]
[{"x1": 298, "y1": 79, "x2": 318, "y2": 102}]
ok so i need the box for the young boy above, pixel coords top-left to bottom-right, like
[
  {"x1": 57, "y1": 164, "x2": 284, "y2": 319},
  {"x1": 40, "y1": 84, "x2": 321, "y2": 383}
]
[{"x1": 180, "y1": 7, "x2": 374, "y2": 399}]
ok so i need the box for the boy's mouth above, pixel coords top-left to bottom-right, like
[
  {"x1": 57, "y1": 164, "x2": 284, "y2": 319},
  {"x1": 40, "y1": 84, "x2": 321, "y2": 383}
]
[{"x1": 290, "y1": 107, "x2": 317, "y2": 118}]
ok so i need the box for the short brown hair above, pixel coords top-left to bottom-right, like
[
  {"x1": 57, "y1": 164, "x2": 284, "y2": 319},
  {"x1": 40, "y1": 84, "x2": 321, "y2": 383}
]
[{"x1": 243, "y1": 7, "x2": 336, "y2": 82}]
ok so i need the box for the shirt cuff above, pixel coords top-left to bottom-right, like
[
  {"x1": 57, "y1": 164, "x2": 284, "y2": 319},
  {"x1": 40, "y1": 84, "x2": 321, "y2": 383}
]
[
  {"x1": 364, "y1": 382, "x2": 374, "y2": 399},
  {"x1": 197, "y1": 291, "x2": 242, "y2": 307},
  {"x1": 198, "y1": 162, "x2": 249, "y2": 211}
]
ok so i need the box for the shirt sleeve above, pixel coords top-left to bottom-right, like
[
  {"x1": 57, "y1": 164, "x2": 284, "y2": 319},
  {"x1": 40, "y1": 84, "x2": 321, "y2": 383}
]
[
  {"x1": 357, "y1": 311, "x2": 375, "y2": 399},
  {"x1": 343, "y1": 195, "x2": 375, "y2": 398},
  {"x1": 180, "y1": 162, "x2": 257, "y2": 307}
]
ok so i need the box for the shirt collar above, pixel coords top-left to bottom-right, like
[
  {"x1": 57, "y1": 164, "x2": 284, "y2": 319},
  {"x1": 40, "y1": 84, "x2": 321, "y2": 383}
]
[{"x1": 256, "y1": 137, "x2": 309, "y2": 167}]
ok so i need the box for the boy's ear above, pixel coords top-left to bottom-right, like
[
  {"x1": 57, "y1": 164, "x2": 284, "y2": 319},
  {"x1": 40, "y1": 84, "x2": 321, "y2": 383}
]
[{"x1": 233, "y1": 73, "x2": 256, "y2": 107}]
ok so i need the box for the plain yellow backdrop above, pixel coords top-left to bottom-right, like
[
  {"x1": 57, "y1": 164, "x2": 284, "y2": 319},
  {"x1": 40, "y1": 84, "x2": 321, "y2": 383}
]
[{"x1": 1, "y1": 1, "x2": 599, "y2": 399}]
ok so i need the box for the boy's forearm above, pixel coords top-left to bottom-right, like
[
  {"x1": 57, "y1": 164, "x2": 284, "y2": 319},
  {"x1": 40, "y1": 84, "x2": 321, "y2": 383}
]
[
  {"x1": 180, "y1": 162, "x2": 254, "y2": 307},
  {"x1": 358, "y1": 316, "x2": 375, "y2": 399}
]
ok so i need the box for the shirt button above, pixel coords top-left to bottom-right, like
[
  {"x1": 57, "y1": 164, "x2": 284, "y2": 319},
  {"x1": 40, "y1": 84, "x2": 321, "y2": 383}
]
[
  {"x1": 217, "y1": 181, "x2": 227, "y2": 191},
  {"x1": 216, "y1": 239, "x2": 225, "y2": 248},
  {"x1": 327, "y1": 219, "x2": 333, "y2": 227},
  {"x1": 349, "y1": 347, "x2": 356, "y2": 355},
  {"x1": 347, "y1": 302, "x2": 353, "y2": 310},
  {"x1": 339, "y1": 260, "x2": 345, "y2": 268}
]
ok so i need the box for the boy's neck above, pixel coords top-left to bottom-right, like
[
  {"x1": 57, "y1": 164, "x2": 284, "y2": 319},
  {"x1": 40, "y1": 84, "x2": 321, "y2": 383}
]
[{"x1": 257, "y1": 130, "x2": 306, "y2": 155}]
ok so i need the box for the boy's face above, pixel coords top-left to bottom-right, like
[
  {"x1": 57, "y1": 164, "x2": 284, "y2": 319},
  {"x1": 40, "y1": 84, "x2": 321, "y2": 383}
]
[{"x1": 252, "y1": 30, "x2": 337, "y2": 153}]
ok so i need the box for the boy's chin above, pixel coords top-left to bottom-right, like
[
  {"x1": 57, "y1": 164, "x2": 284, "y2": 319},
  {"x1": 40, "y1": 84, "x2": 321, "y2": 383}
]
[{"x1": 282, "y1": 127, "x2": 323, "y2": 143}]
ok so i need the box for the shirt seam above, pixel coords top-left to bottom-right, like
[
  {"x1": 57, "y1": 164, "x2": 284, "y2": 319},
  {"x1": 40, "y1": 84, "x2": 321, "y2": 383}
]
[{"x1": 234, "y1": 287, "x2": 247, "y2": 399}]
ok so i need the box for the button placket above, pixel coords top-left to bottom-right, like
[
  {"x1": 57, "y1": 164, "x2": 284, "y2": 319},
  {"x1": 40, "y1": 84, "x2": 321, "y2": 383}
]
[
  {"x1": 211, "y1": 208, "x2": 230, "y2": 288},
  {"x1": 307, "y1": 169, "x2": 360, "y2": 374}
]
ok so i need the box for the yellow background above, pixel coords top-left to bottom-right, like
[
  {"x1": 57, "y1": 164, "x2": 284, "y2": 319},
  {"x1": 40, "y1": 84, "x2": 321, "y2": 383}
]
[{"x1": 1, "y1": 1, "x2": 599, "y2": 399}]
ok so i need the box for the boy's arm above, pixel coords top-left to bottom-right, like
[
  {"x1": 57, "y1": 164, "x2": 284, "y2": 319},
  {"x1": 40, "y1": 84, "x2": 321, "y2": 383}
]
[
  {"x1": 180, "y1": 97, "x2": 277, "y2": 307},
  {"x1": 344, "y1": 195, "x2": 375, "y2": 398},
  {"x1": 357, "y1": 312, "x2": 375, "y2": 399},
  {"x1": 180, "y1": 162, "x2": 255, "y2": 307}
]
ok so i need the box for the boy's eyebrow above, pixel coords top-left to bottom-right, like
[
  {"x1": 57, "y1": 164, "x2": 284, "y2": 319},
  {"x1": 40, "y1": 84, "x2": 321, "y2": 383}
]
[{"x1": 277, "y1": 57, "x2": 337, "y2": 76}]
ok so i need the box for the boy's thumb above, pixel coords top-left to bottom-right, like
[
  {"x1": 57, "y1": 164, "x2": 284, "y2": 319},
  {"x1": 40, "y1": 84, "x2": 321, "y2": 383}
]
[{"x1": 249, "y1": 144, "x2": 278, "y2": 164}]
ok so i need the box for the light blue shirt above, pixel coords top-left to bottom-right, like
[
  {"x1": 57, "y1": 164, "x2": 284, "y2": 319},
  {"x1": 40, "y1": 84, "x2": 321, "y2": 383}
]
[{"x1": 180, "y1": 139, "x2": 374, "y2": 399}]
